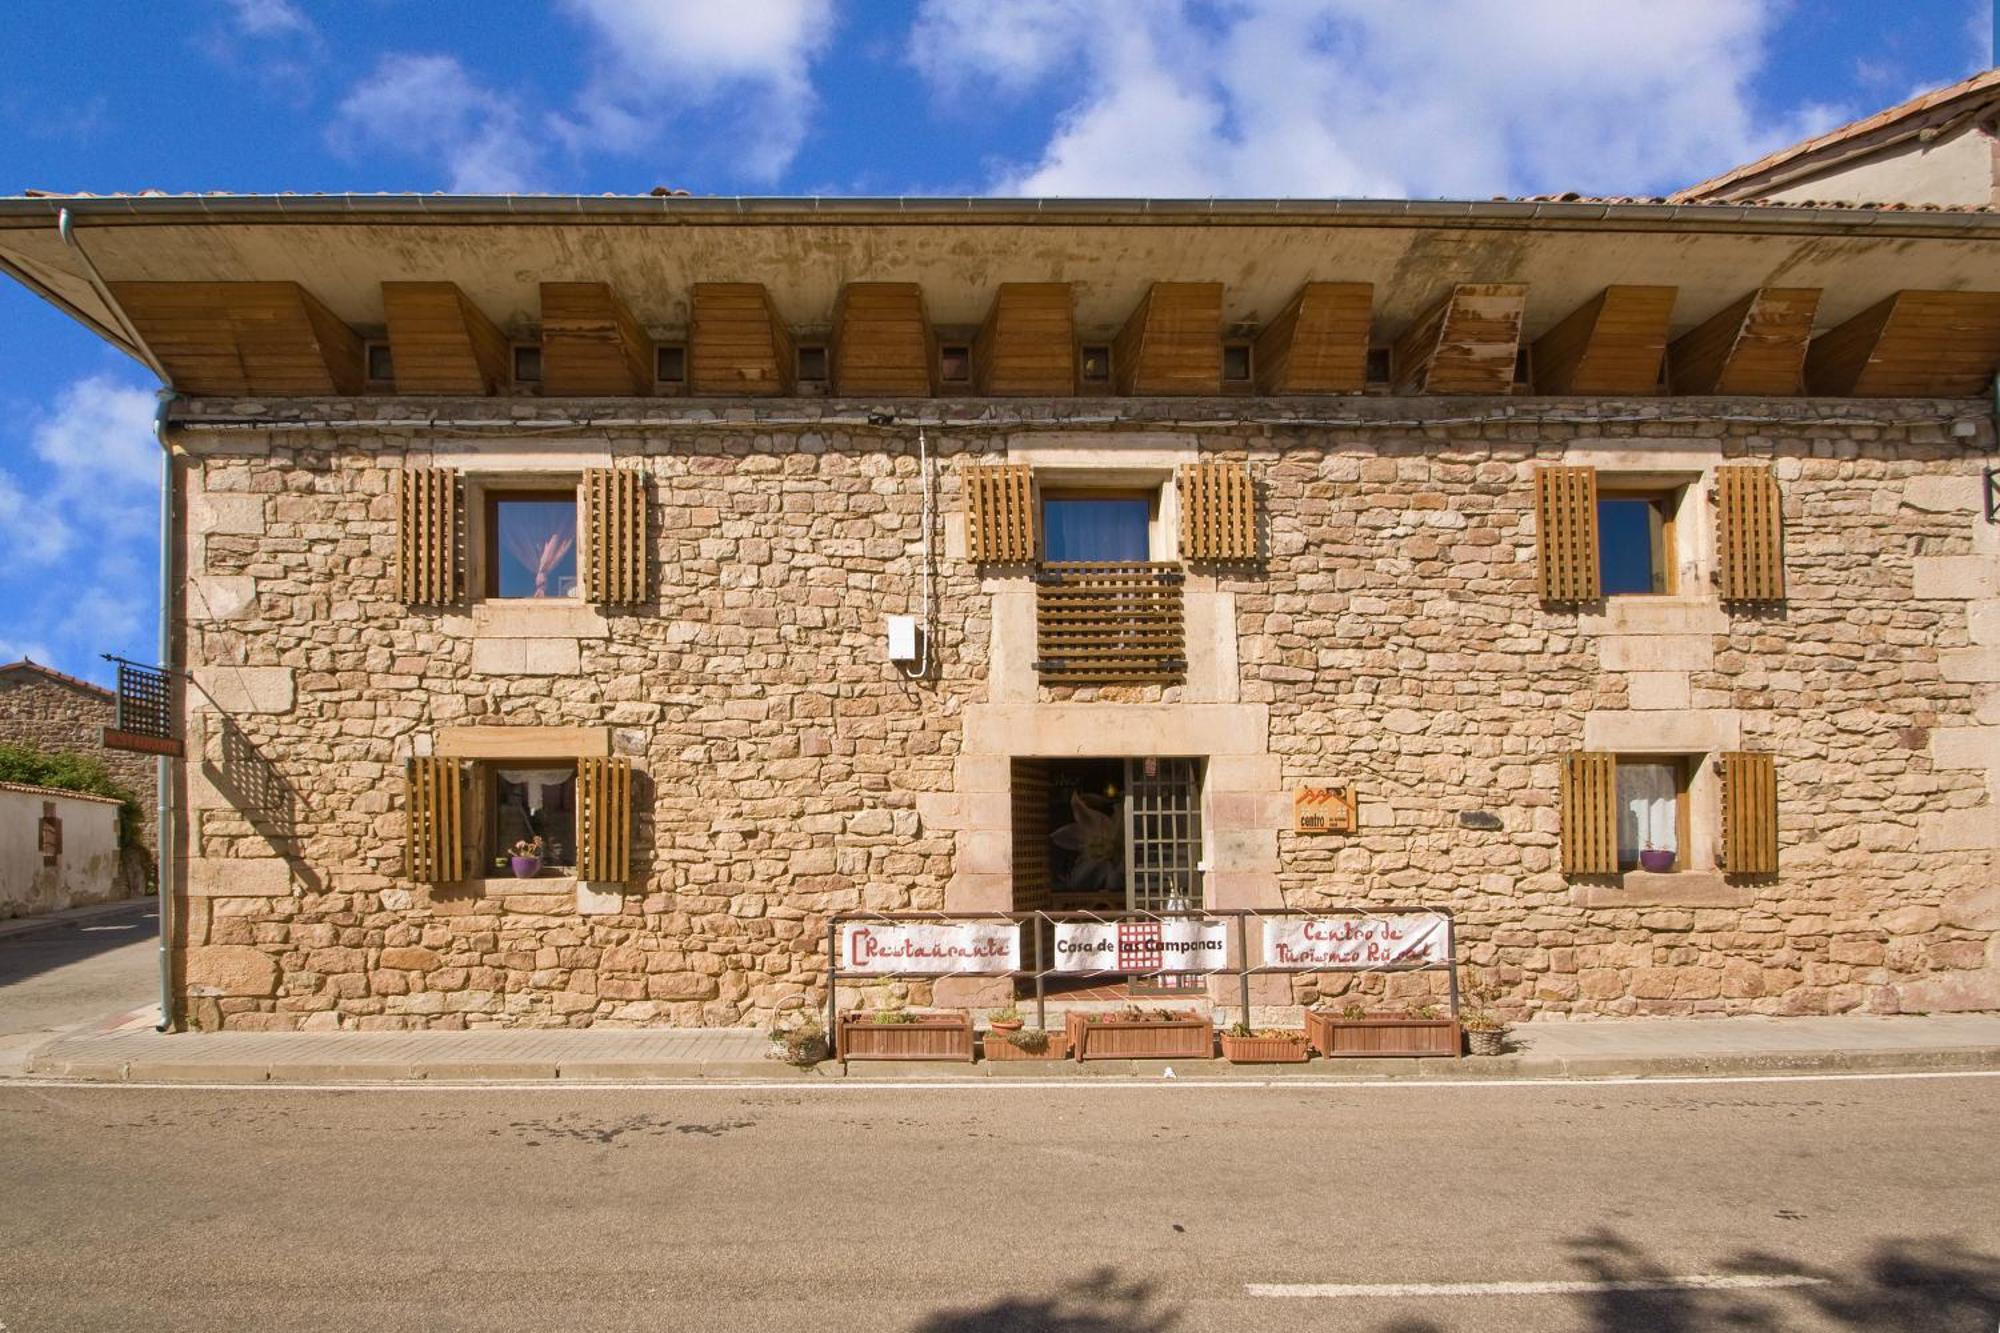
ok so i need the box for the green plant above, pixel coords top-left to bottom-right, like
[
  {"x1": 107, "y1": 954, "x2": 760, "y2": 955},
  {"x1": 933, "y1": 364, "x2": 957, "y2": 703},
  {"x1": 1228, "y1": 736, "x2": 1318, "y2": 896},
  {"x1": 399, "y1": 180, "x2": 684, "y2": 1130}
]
[
  {"x1": 1225, "y1": 1020, "x2": 1253, "y2": 1038},
  {"x1": 872, "y1": 1009, "x2": 919, "y2": 1025},
  {"x1": 1004, "y1": 1027, "x2": 1050, "y2": 1053},
  {"x1": 1405, "y1": 1003, "x2": 1441, "y2": 1021},
  {"x1": 1459, "y1": 967, "x2": 1509, "y2": 1034},
  {"x1": 1341, "y1": 1003, "x2": 1367, "y2": 1021},
  {"x1": 990, "y1": 1004, "x2": 1022, "y2": 1024},
  {"x1": 0, "y1": 741, "x2": 142, "y2": 846}
]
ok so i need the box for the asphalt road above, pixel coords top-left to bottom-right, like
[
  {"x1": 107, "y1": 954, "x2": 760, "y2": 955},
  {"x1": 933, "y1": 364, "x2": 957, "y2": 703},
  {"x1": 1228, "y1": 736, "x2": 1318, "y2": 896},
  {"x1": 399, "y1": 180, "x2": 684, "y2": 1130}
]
[
  {"x1": 2, "y1": 1072, "x2": 1996, "y2": 1332},
  {"x1": 0, "y1": 902, "x2": 156, "y2": 1074}
]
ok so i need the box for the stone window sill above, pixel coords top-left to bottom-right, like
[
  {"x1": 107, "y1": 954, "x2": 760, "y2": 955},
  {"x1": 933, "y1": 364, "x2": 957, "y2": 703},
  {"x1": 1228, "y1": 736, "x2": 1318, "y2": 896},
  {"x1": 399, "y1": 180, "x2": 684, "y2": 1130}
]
[
  {"x1": 1572, "y1": 871, "x2": 1752, "y2": 909},
  {"x1": 475, "y1": 875, "x2": 577, "y2": 895}
]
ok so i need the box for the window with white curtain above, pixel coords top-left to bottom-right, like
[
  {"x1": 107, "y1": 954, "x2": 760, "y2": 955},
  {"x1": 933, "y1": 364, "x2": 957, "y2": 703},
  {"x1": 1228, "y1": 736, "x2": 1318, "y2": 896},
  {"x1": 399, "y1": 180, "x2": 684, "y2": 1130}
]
[{"x1": 1616, "y1": 759, "x2": 1685, "y2": 870}]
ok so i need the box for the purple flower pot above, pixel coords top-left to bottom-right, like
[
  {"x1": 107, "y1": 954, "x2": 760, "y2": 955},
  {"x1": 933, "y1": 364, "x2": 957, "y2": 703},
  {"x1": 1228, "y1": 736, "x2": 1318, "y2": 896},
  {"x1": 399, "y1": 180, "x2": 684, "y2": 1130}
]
[
  {"x1": 509, "y1": 856, "x2": 542, "y2": 879},
  {"x1": 1638, "y1": 849, "x2": 1675, "y2": 873}
]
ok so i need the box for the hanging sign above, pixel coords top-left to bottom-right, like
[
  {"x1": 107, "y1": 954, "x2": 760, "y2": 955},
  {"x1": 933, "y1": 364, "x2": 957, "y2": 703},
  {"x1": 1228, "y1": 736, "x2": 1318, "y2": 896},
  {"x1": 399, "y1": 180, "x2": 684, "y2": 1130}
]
[
  {"x1": 1054, "y1": 918, "x2": 1229, "y2": 974},
  {"x1": 840, "y1": 922, "x2": 1019, "y2": 975},
  {"x1": 1262, "y1": 913, "x2": 1451, "y2": 970}
]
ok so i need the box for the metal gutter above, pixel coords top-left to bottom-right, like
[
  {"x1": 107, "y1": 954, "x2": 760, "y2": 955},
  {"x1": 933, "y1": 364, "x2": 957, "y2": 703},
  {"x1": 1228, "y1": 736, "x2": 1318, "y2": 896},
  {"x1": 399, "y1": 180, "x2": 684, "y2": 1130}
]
[{"x1": 3, "y1": 193, "x2": 1996, "y2": 238}]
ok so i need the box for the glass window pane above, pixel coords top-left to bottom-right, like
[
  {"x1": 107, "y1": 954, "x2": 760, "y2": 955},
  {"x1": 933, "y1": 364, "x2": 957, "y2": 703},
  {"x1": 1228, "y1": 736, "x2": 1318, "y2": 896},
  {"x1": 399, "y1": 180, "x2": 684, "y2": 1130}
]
[
  {"x1": 1616, "y1": 762, "x2": 1679, "y2": 866},
  {"x1": 494, "y1": 767, "x2": 577, "y2": 869},
  {"x1": 1042, "y1": 497, "x2": 1151, "y2": 562},
  {"x1": 494, "y1": 499, "x2": 578, "y2": 598},
  {"x1": 1599, "y1": 498, "x2": 1664, "y2": 596}
]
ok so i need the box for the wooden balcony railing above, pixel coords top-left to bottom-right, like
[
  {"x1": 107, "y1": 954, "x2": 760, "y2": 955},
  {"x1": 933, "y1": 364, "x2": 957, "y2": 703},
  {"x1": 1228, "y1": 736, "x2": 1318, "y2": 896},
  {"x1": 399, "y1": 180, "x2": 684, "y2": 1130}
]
[{"x1": 1033, "y1": 561, "x2": 1186, "y2": 684}]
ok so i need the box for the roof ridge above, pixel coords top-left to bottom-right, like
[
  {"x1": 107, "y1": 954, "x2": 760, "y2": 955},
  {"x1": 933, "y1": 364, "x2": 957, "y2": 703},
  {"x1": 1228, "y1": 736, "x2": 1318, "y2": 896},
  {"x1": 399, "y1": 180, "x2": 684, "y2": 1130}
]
[{"x1": 0, "y1": 659, "x2": 115, "y2": 700}]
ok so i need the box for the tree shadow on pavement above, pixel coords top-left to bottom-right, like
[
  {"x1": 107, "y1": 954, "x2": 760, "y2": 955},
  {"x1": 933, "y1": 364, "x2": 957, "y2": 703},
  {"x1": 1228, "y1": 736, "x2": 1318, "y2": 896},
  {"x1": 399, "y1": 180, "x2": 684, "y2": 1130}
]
[
  {"x1": 0, "y1": 903, "x2": 156, "y2": 989},
  {"x1": 909, "y1": 1267, "x2": 1178, "y2": 1333}
]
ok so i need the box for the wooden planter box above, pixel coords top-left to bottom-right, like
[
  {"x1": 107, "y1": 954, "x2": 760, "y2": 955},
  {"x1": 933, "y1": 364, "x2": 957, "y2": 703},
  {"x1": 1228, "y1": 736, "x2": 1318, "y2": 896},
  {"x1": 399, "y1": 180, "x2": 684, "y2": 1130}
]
[
  {"x1": 1305, "y1": 1010, "x2": 1460, "y2": 1059},
  {"x1": 838, "y1": 1010, "x2": 975, "y2": 1061},
  {"x1": 982, "y1": 1029, "x2": 1070, "y2": 1061},
  {"x1": 1219, "y1": 1031, "x2": 1311, "y2": 1063},
  {"x1": 1066, "y1": 1010, "x2": 1214, "y2": 1061}
]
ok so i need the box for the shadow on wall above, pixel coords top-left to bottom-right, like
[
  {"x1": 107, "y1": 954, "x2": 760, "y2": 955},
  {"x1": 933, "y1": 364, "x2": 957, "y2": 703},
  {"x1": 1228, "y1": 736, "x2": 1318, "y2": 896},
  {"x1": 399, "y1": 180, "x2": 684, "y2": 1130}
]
[
  {"x1": 909, "y1": 1267, "x2": 1179, "y2": 1333},
  {"x1": 203, "y1": 714, "x2": 321, "y2": 892}
]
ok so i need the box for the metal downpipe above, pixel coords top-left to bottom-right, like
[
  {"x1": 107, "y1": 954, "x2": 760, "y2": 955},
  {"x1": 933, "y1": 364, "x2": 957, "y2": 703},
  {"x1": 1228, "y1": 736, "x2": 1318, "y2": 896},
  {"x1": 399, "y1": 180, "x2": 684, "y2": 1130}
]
[{"x1": 151, "y1": 392, "x2": 178, "y2": 1031}]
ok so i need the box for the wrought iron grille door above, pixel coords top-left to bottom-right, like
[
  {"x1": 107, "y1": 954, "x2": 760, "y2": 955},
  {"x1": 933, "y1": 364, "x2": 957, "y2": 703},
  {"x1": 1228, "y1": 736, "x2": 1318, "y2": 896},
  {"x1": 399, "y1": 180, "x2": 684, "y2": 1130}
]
[{"x1": 1123, "y1": 758, "x2": 1202, "y2": 913}]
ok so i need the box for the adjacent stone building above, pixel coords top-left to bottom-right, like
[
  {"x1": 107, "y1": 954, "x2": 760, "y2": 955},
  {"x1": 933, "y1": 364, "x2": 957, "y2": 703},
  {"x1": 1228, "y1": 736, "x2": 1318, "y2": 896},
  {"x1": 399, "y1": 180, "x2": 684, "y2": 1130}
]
[
  {"x1": 2, "y1": 137, "x2": 1996, "y2": 1031},
  {"x1": 0, "y1": 659, "x2": 156, "y2": 861}
]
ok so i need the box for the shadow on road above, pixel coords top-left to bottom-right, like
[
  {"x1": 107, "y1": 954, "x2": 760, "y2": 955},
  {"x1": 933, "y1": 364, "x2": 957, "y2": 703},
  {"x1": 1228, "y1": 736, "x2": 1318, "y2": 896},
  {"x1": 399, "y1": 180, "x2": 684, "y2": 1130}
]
[
  {"x1": 0, "y1": 903, "x2": 156, "y2": 989},
  {"x1": 910, "y1": 1267, "x2": 1178, "y2": 1333}
]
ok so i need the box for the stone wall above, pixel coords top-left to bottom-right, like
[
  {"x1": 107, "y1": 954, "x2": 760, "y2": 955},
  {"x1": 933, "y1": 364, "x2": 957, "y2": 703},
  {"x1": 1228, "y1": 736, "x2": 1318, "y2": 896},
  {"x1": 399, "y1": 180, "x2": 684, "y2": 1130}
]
[
  {"x1": 169, "y1": 396, "x2": 1999, "y2": 1030},
  {"x1": 0, "y1": 668, "x2": 157, "y2": 857}
]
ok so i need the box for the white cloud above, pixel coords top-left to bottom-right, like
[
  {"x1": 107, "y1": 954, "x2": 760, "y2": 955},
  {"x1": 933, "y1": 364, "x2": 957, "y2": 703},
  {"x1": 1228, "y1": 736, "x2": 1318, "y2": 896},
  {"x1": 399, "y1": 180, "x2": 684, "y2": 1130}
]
[
  {"x1": 224, "y1": 0, "x2": 314, "y2": 40},
  {"x1": 0, "y1": 374, "x2": 161, "y2": 677},
  {"x1": 911, "y1": 0, "x2": 1822, "y2": 199},
  {"x1": 328, "y1": 54, "x2": 542, "y2": 193},
  {"x1": 553, "y1": 0, "x2": 836, "y2": 182}
]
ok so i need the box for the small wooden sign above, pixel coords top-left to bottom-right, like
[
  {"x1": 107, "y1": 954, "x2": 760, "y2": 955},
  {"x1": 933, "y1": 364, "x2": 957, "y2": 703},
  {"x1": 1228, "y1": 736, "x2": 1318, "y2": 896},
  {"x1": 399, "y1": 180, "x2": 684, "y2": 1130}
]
[{"x1": 1295, "y1": 785, "x2": 1357, "y2": 834}]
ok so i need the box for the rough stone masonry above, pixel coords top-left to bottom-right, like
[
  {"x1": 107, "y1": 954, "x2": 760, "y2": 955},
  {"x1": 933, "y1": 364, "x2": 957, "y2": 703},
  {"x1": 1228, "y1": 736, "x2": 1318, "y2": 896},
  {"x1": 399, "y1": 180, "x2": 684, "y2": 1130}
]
[{"x1": 172, "y1": 394, "x2": 1999, "y2": 1031}]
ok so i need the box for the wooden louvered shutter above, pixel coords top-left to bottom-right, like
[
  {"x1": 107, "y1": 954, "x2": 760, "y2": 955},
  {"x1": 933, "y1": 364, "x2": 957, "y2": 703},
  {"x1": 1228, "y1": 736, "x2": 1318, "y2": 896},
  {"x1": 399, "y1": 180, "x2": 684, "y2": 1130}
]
[
  {"x1": 1715, "y1": 466, "x2": 1785, "y2": 603},
  {"x1": 1178, "y1": 461, "x2": 1258, "y2": 563},
  {"x1": 1560, "y1": 751, "x2": 1618, "y2": 876},
  {"x1": 577, "y1": 756, "x2": 633, "y2": 883},
  {"x1": 965, "y1": 463, "x2": 1037, "y2": 564},
  {"x1": 1721, "y1": 751, "x2": 1778, "y2": 876},
  {"x1": 396, "y1": 467, "x2": 463, "y2": 605},
  {"x1": 584, "y1": 467, "x2": 650, "y2": 605},
  {"x1": 1535, "y1": 466, "x2": 1600, "y2": 603},
  {"x1": 405, "y1": 756, "x2": 464, "y2": 883}
]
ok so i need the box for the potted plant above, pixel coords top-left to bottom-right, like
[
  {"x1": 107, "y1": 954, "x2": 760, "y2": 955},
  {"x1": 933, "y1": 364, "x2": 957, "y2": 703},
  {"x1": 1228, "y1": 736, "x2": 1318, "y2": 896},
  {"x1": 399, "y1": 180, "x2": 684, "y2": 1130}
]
[
  {"x1": 1460, "y1": 969, "x2": 1512, "y2": 1056},
  {"x1": 508, "y1": 836, "x2": 544, "y2": 879},
  {"x1": 1638, "y1": 842, "x2": 1675, "y2": 873},
  {"x1": 983, "y1": 1024, "x2": 1069, "y2": 1061},
  {"x1": 1066, "y1": 1005, "x2": 1214, "y2": 1061},
  {"x1": 988, "y1": 1004, "x2": 1025, "y2": 1033},
  {"x1": 765, "y1": 995, "x2": 828, "y2": 1068},
  {"x1": 836, "y1": 997, "x2": 976, "y2": 1061},
  {"x1": 1305, "y1": 997, "x2": 1460, "y2": 1058},
  {"x1": 1219, "y1": 1021, "x2": 1310, "y2": 1063}
]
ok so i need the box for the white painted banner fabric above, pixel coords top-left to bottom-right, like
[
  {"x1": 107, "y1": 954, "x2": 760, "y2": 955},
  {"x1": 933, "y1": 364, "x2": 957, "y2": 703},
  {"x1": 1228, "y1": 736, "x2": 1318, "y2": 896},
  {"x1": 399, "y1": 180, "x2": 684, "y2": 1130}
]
[
  {"x1": 1261, "y1": 913, "x2": 1451, "y2": 970},
  {"x1": 1053, "y1": 919, "x2": 1229, "y2": 974},
  {"x1": 840, "y1": 922, "x2": 1020, "y2": 975}
]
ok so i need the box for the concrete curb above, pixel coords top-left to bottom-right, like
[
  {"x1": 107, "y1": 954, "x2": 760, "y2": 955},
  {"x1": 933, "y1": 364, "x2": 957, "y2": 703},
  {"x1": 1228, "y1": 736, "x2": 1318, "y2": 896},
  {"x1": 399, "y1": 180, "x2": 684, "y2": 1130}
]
[{"x1": 23, "y1": 1044, "x2": 2000, "y2": 1086}]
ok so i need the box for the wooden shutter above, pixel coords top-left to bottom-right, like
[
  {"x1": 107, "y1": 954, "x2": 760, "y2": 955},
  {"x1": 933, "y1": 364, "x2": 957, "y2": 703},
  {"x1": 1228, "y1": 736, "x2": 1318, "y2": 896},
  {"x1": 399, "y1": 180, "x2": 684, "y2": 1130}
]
[
  {"x1": 404, "y1": 756, "x2": 464, "y2": 883},
  {"x1": 396, "y1": 467, "x2": 463, "y2": 605},
  {"x1": 1178, "y1": 461, "x2": 1258, "y2": 563},
  {"x1": 578, "y1": 756, "x2": 633, "y2": 883},
  {"x1": 965, "y1": 463, "x2": 1037, "y2": 564},
  {"x1": 1721, "y1": 751, "x2": 1778, "y2": 876},
  {"x1": 1715, "y1": 465, "x2": 1785, "y2": 603},
  {"x1": 1560, "y1": 751, "x2": 1618, "y2": 876},
  {"x1": 584, "y1": 467, "x2": 650, "y2": 605},
  {"x1": 1535, "y1": 466, "x2": 1600, "y2": 603}
]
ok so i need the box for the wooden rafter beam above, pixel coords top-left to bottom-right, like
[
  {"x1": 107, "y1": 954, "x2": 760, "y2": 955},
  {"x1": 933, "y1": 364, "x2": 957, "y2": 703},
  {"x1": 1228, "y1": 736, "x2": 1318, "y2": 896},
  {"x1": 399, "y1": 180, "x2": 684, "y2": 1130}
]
[
  {"x1": 1113, "y1": 281, "x2": 1222, "y2": 395},
  {"x1": 973, "y1": 283, "x2": 1075, "y2": 395},
  {"x1": 1667, "y1": 288, "x2": 1821, "y2": 396},
  {"x1": 1532, "y1": 285, "x2": 1676, "y2": 396},
  {"x1": 539, "y1": 282, "x2": 652, "y2": 396},
  {"x1": 831, "y1": 282, "x2": 934, "y2": 396},
  {"x1": 1390, "y1": 283, "x2": 1527, "y2": 395},
  {"x1": 1804, "y1": 289, "x2": 2000, "y2": 396},
  {"x1": 109, "y1": 280, "x2": 364, "y2": 396},
  {"x1": 689, "y1": 282, "x2": 795, "y2": 396},
  {"x1": 382, "y1": 281, "x2": 510, "y2": 395},
  {"x1": 1252, "y1": 282, "x2": 1372, "y2": 394}
]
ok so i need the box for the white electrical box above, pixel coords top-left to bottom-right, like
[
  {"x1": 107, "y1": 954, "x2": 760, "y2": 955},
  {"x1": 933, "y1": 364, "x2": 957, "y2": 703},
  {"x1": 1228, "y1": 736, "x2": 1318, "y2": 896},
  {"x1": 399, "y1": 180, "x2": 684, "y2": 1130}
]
[{"x1": 885, "y1": 615, "x2": 919, "y2": 663}]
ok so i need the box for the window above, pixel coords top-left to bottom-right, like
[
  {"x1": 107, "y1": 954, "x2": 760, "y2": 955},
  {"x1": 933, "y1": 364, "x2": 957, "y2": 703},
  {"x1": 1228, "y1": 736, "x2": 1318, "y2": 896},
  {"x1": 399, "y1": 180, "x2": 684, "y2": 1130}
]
[
  {"x1": 1042, "y1": 491, "x2": 1153, "y2": 562},
  {"x1": 365, "y1": 341, "x2": 395, "y2": 384},
  {"x1": 1221, "y1": 343, "x2": 1252, "y2": 384},
  {"x1": 485, "y1": 489, "x2": 578, "y2": 599},
  {"x1": 1616, "y1": 756, "x2": 1691, "y2": 872},
  {"x1": 512, "y1": 343, "x2": 543, "y2": 388},
  {"x1": 487, "y1": 763, "x2": 577, "y2": 874},
  {"x1": 1080, "y1": 345, "x2": 1112, "y2": 383},
  {"x1": 655, "y1": 344, "x2": 686, "y2": 386},
  {"x1": 796, "y1": 344, "x2": 829, "y2": 383},
  {"x1": 1598, "y1": 490, "x2": 1678, "y2": 596},
  {"x1": 939, "y1": 344, "x2": 972, "y2": 385}
]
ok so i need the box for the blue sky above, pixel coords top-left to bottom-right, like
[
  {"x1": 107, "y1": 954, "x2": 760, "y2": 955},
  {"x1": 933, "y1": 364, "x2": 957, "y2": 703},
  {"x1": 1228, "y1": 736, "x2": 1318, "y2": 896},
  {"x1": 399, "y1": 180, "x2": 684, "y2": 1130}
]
[{"x1": 0, "y1": 0, "x2": 1992, "y2": 684}]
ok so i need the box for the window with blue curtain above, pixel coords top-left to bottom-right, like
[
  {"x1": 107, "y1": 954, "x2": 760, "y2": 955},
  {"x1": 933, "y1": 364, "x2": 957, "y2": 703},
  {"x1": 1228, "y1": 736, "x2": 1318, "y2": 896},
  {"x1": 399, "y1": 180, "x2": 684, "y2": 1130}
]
[
  {"x1": 1041, "y1": 496, "x2": 1152, "y2": 562},
  {"x1": 1598, "y1": 497, "x2": 1666, "y2": 596}
]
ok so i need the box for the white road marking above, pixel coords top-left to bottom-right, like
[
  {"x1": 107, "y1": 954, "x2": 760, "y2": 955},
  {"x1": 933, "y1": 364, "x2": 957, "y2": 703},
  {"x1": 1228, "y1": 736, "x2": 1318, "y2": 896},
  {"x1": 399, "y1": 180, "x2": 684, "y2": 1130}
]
[
  {"x1": 1246, "y1": 1274, "x2": 1829, "y2": 1299},
  {"x1": 2, "y1": 1068, "x2": 1997, "y2": 1093}
]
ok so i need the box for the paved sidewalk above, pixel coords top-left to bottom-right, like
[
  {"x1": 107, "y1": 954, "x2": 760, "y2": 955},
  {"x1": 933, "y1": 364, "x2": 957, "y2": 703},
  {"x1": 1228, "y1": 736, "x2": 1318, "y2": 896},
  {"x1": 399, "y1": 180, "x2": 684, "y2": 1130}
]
[{"x1": 20, "y1": 1011, "x2": 2000, "y2": 1084}]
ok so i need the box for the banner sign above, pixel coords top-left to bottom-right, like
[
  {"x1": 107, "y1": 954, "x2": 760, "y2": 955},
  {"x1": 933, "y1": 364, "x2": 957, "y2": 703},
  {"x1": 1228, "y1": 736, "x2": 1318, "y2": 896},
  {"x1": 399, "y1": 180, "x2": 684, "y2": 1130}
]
[
  {"x1": 1262, "y1": 913, "x2": 1451, "y2": 970},
  {"x1": 840, "y1": 922, "x2": 1020, "y2": 975},
  {"x1": 1054, "y1": 919, "x2": 1229, "y2": 974}
]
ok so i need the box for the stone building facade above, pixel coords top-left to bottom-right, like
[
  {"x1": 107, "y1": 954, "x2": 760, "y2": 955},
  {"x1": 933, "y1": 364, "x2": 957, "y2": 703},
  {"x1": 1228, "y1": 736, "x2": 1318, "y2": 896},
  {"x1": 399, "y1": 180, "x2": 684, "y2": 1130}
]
[
  {"x1": 165, "y1": 392, "x2": 2000, "y2": 1032},
  {"x1": 0, "y1": 660, "x2": 157, "y2": 857}
]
